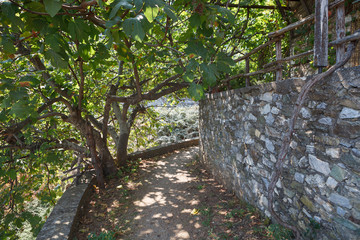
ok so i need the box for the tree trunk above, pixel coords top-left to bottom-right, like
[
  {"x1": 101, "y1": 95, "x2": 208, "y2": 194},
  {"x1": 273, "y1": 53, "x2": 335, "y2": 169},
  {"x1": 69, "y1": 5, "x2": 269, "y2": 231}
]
[
  {"x1": 67, "y1": 112, "x2": 117, "y2": 176},
  {"x1": 94, "y1": 131, "x2": 117, "y2": 176},
  {"x1": 85, "y1": 123, "x2": 105, "y2": 188},
  {"x1": 116, "y1": 132, "x2": 130, "y2": 167}
]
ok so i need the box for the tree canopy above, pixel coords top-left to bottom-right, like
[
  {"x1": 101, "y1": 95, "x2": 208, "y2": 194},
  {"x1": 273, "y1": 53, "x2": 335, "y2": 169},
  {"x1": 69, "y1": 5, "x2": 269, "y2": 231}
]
[{"x1": 0, "y1": 0, "x2": 287, "y2": 238}]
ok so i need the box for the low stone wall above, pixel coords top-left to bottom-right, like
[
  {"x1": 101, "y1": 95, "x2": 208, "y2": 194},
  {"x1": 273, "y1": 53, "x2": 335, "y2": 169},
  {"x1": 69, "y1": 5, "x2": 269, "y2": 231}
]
[
  {"x1": 199, "y1": 67, "x2": 360, "y2": 239},
  {"x1": 128, "y1": 138, "x2": 199, "y2": 160},
  {"x1": 36, "y1": 173, "x2": 95, "y2": 240}
]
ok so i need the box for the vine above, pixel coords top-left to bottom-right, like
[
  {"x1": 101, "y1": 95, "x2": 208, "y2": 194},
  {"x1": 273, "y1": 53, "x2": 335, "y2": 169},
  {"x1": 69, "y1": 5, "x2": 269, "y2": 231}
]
[{"x1": 267, "y1": 39, "x2": 359, "y2": 240}]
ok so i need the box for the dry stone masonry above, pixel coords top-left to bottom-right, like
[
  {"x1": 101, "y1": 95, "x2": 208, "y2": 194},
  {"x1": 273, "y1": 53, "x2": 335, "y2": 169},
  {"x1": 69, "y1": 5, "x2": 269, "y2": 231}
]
[{"x1": 199, "y1": 66, "x2": 360, "y2": 239}]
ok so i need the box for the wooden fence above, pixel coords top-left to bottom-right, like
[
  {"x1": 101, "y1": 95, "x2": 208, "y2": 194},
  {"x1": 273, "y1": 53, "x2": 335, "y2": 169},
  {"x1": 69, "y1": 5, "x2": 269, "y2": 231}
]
[{"x1": 223, "y1": 0, "x2": 360, "y2": 88}]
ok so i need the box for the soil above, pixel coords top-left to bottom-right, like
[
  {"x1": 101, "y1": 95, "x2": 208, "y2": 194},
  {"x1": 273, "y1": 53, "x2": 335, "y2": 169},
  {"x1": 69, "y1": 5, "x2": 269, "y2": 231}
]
[{"x1": 76, "y1": 147, "x2": 271, "y2": 240}]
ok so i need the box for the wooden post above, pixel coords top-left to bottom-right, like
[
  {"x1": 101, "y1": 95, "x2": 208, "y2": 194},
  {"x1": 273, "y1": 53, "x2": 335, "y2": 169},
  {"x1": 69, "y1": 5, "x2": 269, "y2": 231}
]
[
  {"x1": 314, "y1": 0, "x2": 329, "y2": 69},
  {"x1": 245, "y1": 57, "x2": 250, "y2": 86},
  {"x1": 336, "y1": 2, "x2": 345, "y2": 63},
  {"x1": 275, "y1": 40, "x2": 282, "y2": 81}
]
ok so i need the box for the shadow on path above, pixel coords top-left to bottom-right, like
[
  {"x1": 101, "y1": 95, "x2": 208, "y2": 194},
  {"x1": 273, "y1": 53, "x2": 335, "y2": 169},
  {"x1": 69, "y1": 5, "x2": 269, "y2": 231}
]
[
  {"x1": 77, "y1": 147, "x2": 268, "y2": 240},
  {"x1": 121, "y1": 147, "x2": 208, "y2": 240}
]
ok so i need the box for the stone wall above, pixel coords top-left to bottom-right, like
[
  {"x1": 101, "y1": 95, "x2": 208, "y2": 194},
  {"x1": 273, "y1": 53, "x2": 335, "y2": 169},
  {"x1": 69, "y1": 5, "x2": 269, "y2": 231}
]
[
  {"x1": 36, "y1": 173, "x2": 95, "y2": 240},
  {"x1": 199, "y1": 66, "x2": 360, "y2": 239}
]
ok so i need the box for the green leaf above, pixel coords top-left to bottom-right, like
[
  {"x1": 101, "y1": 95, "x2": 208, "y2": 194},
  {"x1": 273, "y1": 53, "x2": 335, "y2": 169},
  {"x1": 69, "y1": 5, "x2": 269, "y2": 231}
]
[
  {"x1": 68, "y1": 19, "x2": 89, "y2": 41},
  {"x1": 189, "y1": 14, "x2": 201, "y2": 28},
  {"x1": 134, "y1": 0, "x2": 144, "y2": 13},
  {"x1": 10, "y1": 88, "x2": 28, "y2": 101},
  {"x1": 164, "y1": 6, "x2": 178, "y2": 22},
  {"x1": 8, "y1": 169, "x2": 16, "y2": 180},
  {"x1": 94, "y1": 43, "x2": 110, "y2": 60},
  {"x1": 200, "y1": 63, "x2": 217, "y2": 86},
  {"x1": 188, "y1": 83, "x2": 204, "y2": 101},
  {"x1": 20, "y1": 76, "x2": 41, "y2": 86},
  {"x1": 45, "y1": 34, "x2": 62, "y2": 52},
  {"x1": 144, "y1": 0, "x2": 165, "y2": 8},
  {"x1": 106, "y1": 16, "x2": 121, "y2": 28},
  {"x1": 144, "y1": 6, "x2": 159, "y2": 23},
  {"x1": 214, "y1": 6, "x2": 235, "y2": 24},
  {"x1": 44, "y1": 49, "x2": 68, "y2": 69},
  {"x1": 123, "y1": 15, "x2": 146, "y2": 42},
  {"x1": 186, "y1": 59, "x2": 199, "y2": 72},
  {"x1": 43, "y1": 0, "x2": 62, "y2": 17},
  {"x1": 79, "y1": 44, "x2": 95, "y2": 61},
  {"x1": 9, "y1": 101, "x2": 33, "y2": 118},
  {"x1": 185, "y1": 40, "x2": 208, "y2": 59},
  {"x1": 1, "y1": 2, "x2": 16, "y2": 20},
  {"x1": 109, "y1": 0, "x2": 133, "y2": 19},
  {"x1": 174, "y1": 66, "x2": 183, "y2": 74},
  {"x1": 183, "y1": 72, "x2": 194, "y2": 82},
  {"x1": 2, "y1": 37, "x2": 16, "y2": 54}
]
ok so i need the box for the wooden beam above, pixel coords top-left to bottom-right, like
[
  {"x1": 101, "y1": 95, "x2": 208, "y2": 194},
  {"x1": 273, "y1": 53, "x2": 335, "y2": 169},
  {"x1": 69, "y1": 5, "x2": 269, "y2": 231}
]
[
  {"x1": 330, "y1": 30, "x2": 360, "y2": 46},
  {"x1": 336, "y1": 2, "x2": 345, "y2": 63},
  {"x1": 222, "y1": 66, "x2": 281, "y2": 83},
  {"x1": 214, "y1": 4, "x2": 292, "y2": 10},
  {"x1": 263, "y1": 49, "x2": 314, "y2": 68},
  {"x1": 245, "y1": 58, "x2": 250, "y2": 86},
  {"x1": 268, "y1": 0, "x2": 344, "y2": 38},
  {"x1": 235, "y1": 37, "x2": 282, "y2": 62},
  {"x1": 275, "y1": 40, "x2": 283, "y2": 81},
  {"x1": 314, "y1": 0, "x2": 328, "y2": 67}
]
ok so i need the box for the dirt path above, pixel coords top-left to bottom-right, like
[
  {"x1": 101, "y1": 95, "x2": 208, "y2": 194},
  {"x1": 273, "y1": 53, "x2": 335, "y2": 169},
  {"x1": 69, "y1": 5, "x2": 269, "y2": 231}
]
[
  {"x1": 124, "y1": 147, "x2": 204, "y2": 240},
  {"x1": 77, "y1": 147, "x2": 270, "y2": 240}
]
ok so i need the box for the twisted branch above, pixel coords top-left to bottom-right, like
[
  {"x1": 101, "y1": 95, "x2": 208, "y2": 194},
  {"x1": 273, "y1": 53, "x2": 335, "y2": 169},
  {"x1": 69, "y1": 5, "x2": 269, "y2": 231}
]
[{"x1": 267, "y1": 40, "x2": 358, "y2": 240}]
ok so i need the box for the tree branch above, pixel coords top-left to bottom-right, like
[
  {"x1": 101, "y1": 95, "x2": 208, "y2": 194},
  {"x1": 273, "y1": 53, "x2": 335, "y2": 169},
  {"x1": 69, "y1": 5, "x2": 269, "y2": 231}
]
[
  {"x1": 142, "y1": 82, "x2": 188, "y2": 101},
  {"x1": 131, "y1": 60, "x2": 143, "y2": 100},
  {"x1": 88, "y1": 115, "x2": 118, "y2": 142},
  {"x1": 30, "y1": 55, "x2": 73, "y2": 100}
]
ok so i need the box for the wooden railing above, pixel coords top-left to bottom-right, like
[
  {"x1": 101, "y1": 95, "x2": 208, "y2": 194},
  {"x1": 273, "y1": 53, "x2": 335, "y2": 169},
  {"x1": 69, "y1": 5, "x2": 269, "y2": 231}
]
[{"x1": 223, "y1": 0, "x2": 360, "y2": 88}]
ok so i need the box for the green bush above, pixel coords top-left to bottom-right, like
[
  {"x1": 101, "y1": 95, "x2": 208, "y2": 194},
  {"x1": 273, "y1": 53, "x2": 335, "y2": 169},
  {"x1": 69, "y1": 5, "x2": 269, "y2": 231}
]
[{"x1": 87, "y1": 231, "x2": 116, "y2": 240}]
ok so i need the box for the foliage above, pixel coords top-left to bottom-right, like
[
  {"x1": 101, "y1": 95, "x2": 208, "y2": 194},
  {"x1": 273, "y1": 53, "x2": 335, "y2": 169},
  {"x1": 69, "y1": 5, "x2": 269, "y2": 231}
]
[
  {"x1": 126, "y1": 104, "x2": 199, "y2": 152},
  {"x1": 303, "y1": 218, "x2": 321, "y2": 240},
  {"x1": 0, "y1": 0, "x2": 288, "y2": 238},
  {"x1": 87, "y1": 231, "x2": 116, "y2": 240},
  {"x1": 266, "y1": 223, "x2": 294, "y2": 240}
]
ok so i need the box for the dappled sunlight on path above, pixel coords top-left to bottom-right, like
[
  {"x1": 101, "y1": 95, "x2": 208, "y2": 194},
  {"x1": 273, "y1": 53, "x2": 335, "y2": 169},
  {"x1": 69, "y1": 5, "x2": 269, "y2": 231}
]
[
  {"x1": 77, "y1": 147, "x2": 269, "y2": 240},
  {"x1": 124, "y1": 147, "x2": 204, "y2": 240}
]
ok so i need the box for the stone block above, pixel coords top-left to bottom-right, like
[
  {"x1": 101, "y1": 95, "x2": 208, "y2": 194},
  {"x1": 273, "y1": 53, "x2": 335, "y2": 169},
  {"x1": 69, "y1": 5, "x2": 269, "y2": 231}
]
[
  {"x1": 340, "y1": 153, "x2": 360, "y2": 170},
  {"x1": 300, "y1": 107, "x2": 311, "y2": 119},
  {"x1": 309, "y1": 154, "x2": 331, "y2": 176},
  {"x1": 294, "y1": 172, "x2": 305, "y2": 183},
  {"x1": 300, "y1": 195, "x2": 317, "y2": 212},
  {"x1": 326, "y1": 148, "x2": 340, "y2": 159},
  {"x1": 339, "y1": 107, "x2": 360, "y2": 119},
  {"x1": 329, "y1": 193, "x2": 352, "y2": 209},
  {"x1": 265, "y1": 138, "x2": 275, "y2": 153},
  {"x1": 330, "y1": 165, "x2": 347, "y2": 182},
  {"x1": 260, "y1": 92, "x2": 273, "y2": 102},
  {"x1": 315, "y1": 196, "x2": 333, "y2": 213},
  {"x1": 284, "y1": 188, "x2": 296, "y2": 198},
  {"x1": 334, "y1": 218, "x2": 360, "y2": 231},
  {"x1": 318, "y1": 117, "x2": 333, "y2": 125},
  {"x1": 305, "y1": 174, "x2": 325, "y2": 188},
  {"x1": 337, "y1": 207, "x2": 347, "y2": 217},
  {"x1": 290, "y1": 181, "x2": 304, "y2": 193},
  {"x1": 326, "y1": 177, "x2": 338, "y2": 189}
]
